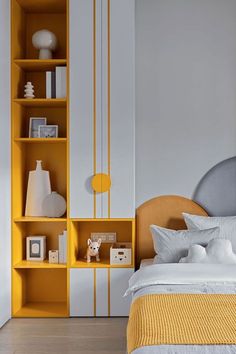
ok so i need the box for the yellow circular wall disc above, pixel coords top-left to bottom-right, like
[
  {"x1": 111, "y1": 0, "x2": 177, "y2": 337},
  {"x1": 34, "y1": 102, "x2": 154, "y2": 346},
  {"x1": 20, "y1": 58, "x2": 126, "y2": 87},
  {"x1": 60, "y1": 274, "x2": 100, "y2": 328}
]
[{"x1": 91, "y1": 173, "x2": 111, "y2": 193}]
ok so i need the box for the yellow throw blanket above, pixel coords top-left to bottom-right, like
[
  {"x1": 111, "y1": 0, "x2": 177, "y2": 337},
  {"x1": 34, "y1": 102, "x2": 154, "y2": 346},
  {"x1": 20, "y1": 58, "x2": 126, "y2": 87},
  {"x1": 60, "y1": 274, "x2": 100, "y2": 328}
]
[{"x1": 127, "y1": 294, "x2": 236, "y2": 353}]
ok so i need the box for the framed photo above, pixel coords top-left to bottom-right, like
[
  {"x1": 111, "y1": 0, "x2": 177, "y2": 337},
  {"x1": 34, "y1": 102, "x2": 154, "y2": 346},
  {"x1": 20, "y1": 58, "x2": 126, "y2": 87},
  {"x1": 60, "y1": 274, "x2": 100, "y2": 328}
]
[
  {"x1": 29, "y1": 117, "x2": 47, "y2": 138},
  {"x1": 26, "y1": 236, "x2": 46, "y2": 261},
  {"x1": 38, "y1": 125, "x2": 58, "y2": 138}
]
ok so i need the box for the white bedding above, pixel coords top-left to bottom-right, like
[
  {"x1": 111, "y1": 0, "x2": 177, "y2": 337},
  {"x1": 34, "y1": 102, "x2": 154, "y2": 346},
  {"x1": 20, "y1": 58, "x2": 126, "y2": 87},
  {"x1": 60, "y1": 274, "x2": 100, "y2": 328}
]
[{"x1": 128, "y1": 263, "x2": 236, "y2": 354}]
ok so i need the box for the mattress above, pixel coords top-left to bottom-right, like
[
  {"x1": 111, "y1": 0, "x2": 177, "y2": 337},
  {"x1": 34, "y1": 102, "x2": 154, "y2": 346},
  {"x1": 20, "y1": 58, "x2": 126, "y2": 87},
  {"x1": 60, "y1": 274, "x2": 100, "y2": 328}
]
[
  {"x1": 127, "y1": 263, "x2": 236, "y2": 354},
  {"x1": 140, "y1": 258, "x2": 153, "y2": 268}
]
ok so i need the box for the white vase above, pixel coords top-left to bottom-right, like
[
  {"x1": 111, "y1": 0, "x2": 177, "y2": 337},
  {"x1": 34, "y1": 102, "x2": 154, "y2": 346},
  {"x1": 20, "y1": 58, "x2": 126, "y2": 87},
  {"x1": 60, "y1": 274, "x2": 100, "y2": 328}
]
[
  {"x1": 25, "y1": 161, "x2": 51, "y2": 216},
  {"x1": 32, "y1": 29, "x2": 58, "y2": 59},
  {"x1": 42, "y1": 192, "x2": 66, "y2": 218}
]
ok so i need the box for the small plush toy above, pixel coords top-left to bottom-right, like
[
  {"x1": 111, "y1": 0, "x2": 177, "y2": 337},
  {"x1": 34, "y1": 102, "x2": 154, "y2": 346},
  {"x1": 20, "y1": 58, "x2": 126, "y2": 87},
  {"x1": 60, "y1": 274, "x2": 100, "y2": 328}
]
[{"x1": 85, "y1": 238, "x2": 102, "y2": 263}]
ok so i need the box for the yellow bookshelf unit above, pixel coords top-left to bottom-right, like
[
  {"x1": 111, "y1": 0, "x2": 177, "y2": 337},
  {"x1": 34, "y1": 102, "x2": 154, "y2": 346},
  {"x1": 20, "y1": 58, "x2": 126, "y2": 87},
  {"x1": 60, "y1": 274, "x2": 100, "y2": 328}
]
[
  {"x1": 11, "y1": 0, "x2": 69, "y2": 318},
  {"x1": 11, "y1": 0, "x2": 135, "y2": 318}
]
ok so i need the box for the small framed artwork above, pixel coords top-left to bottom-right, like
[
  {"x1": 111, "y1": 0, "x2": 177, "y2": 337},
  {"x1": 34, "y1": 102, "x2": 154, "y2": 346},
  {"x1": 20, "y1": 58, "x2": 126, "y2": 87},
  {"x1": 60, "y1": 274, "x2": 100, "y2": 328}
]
[
  {"x1": 29, "y1": 117, "x2": 47, "y2": 138},
  {"x1": 26, "y1": 236, "x2": 46, "y2": 261},
  {"x1": 38, "y1": 125, "x2": 58, "y2": 138}
]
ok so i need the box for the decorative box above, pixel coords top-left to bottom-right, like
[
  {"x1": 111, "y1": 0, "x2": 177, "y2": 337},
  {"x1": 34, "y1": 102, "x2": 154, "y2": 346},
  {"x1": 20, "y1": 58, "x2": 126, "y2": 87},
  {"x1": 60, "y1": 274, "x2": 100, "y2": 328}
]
[
  {"x1": 49, "y1": 250, "x2": 59, "y2": 264},
  {"x1": 26, "y1": 236, "x2": 46, "y2": 261},
  {"x1": 110, "y1": 242, "x2": 132, "y2": 265}
]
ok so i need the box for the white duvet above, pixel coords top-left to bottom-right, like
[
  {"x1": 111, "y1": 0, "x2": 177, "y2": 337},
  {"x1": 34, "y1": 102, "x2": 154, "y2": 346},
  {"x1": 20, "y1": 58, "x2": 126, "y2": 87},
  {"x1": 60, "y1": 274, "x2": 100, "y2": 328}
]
[
  {"x1": 126, "y1": 263, "x2": 236, "y2": 296},
  {"x1": 127, "y1": 263, "x2": 236, "y2": 354}
]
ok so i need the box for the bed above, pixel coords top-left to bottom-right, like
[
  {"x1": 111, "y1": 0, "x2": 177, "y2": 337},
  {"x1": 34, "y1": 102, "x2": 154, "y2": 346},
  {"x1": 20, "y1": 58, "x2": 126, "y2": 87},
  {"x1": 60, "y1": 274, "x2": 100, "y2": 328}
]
[{"x1": 126, "y1": 195, "x2": 236, "y2": 354}]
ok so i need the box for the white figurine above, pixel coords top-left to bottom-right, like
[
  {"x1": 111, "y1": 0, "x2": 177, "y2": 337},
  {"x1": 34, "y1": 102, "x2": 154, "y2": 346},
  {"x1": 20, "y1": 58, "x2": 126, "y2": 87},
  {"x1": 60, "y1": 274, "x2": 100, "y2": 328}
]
[
  {"x1": 32, "y1": 29, "x2": 58, "y2": 59},
  {"x1": 85, "y1": 238, "x2": 101, "y2": 263},
  {"x1": 24, "y1": 81, "x2": 35, "y2": 99}
]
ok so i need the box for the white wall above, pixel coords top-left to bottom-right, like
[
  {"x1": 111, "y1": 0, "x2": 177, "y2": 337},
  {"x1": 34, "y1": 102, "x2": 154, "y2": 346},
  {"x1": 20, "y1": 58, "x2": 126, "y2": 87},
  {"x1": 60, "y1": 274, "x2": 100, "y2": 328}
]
[
  {"x1": 0, "y1": 0, "x2": 11, "y2": 327},
  {"x1": 135, "y1": 0, "x2": 236, "y2": 207}
]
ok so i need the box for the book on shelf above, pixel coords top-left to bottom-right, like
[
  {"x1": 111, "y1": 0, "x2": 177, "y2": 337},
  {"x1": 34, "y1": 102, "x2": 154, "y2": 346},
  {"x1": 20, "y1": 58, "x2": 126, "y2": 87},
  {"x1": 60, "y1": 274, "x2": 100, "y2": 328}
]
[
  {"x1": 58, "y1": 230, "x2": 67, "y2": 264},
  {"x1": 46, "y1": 66, "x2": 66, "y2": 99},
  {"x1": 63, "y1": 230, "x2": 67, "y2": 263},
  {"x1": 46, "y1": 71, "x2": 56, "y2": 99},
  {"x1": 56, "y1": 66, "x2": 67, "y2": 98}
]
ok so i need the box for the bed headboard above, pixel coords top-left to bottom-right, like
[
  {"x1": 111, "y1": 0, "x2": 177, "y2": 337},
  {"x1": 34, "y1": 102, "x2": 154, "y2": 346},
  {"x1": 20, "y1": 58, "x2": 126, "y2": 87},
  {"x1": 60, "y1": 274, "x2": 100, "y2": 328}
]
[{"x1": 136, "y1": 195, "x2": 208, "y2": 266}]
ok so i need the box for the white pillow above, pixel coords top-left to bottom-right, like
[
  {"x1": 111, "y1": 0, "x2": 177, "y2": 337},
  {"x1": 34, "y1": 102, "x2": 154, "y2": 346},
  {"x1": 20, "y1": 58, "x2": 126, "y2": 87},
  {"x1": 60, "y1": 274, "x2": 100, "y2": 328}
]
[
  {"x1": 179, "y1": 238, "x2": 236, "y2": 264},
  {"x1": 150, "y1": 225, "x2": 220, "y2": 263},
  {"x1": 183, "y1": 213, "x2": 236, "y2": 251}
]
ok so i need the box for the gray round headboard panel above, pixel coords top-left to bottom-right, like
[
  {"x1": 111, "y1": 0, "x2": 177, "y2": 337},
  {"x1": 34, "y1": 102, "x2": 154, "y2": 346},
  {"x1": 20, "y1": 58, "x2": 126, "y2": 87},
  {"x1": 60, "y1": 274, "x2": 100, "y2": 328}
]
[{"x1": 193, "y1": 156, "x2": 236, "y2": 216}]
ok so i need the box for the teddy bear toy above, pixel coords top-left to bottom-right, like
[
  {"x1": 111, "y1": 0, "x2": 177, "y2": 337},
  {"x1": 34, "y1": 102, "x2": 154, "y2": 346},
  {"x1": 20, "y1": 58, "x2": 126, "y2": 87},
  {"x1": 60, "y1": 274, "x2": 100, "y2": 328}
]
[{"x1": 85, "y1": 238, "x2": 102, "y2": 263}]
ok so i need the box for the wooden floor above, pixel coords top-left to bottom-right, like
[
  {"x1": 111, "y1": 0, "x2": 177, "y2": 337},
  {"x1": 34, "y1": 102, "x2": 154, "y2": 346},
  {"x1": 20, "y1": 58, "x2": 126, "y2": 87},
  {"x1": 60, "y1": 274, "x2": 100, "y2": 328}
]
[{"x1": 0, "y1": 318, "x2": 128, "y2": 354}]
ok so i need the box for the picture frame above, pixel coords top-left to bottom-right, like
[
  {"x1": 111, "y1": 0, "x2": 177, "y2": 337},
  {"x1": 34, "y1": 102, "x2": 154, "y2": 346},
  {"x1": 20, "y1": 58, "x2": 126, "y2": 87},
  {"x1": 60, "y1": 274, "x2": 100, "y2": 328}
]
[
  {"x1": 29, "y1": 117, "x2": 47, "y2": 138},
  {"x1": 26, "y1": 236, "x2": 46, "y2": 261},
  {"x1": 38, "y1": 125, "x2": 58, "y2": 138}
]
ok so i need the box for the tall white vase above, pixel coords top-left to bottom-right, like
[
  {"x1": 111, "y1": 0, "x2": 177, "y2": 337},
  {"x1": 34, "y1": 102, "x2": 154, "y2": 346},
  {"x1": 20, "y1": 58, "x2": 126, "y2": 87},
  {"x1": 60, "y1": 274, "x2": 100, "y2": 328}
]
[{"x1": 25, "y1": 160, "x2": 51, "y2": 216}]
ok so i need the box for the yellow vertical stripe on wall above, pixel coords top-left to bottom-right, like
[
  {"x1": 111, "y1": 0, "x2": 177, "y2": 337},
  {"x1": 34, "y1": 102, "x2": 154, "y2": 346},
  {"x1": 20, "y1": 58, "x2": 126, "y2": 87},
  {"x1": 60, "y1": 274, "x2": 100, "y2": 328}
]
[
  {"x1": 108, "y1": 268, "x2": 110, "y2": 316},
  {"x1": 93, "y1": 0, "x2": 111, "y2": 219},
  {"x1": 107, "y1": 0, "x2": 111, "y2": 218},
  {"x1": 94, "y1": 268, "x2": 96, "y2": 316},
  {"x1": 93, "y1": 0, "x2": 97, "y2": 218}
]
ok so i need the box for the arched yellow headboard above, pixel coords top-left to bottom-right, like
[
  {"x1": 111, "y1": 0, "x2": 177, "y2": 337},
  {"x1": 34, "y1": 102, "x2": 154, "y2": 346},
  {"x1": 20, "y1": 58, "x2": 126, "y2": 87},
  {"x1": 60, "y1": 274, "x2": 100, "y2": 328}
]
[{"x1": 136, "y1": 195, "x2": 208, "y2": 266}]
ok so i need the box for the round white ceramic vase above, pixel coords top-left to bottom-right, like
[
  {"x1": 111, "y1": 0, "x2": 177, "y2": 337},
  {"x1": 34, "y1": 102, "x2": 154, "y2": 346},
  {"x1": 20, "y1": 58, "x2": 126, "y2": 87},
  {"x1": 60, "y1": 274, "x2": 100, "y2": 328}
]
[
  {"x1": 32, "y1": 29, "x2": 58, "y2": 59},
  {"x1": 42, "y1": 191, "x2": 66, "y2": 218}
]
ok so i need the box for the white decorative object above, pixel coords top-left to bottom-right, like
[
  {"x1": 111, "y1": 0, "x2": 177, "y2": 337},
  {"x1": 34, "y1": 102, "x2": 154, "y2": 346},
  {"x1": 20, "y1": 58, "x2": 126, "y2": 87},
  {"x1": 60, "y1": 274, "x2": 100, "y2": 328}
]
[
  {"x1": 25, "y1": 160, "x2": 51, "y2": 216},
  {"x1": 110, "y1": 243, "x2": 132, "y2": 265},
  {"x1": 29, "y1": 117, "x2": 47, "y2": 138},
  {"x1": 32, "y1": 29, "x2": 58, "y2": 59},
  {"x1": 24, "y1": 81, "x2": 35, "y2": 99},
  {"x1": 26, "y1": 236, "x2": 46, "y2": 261},
  {"x1": 58, "y1": 230, "x2": 67, "y2": 264},
  {"x1": 49, "y1": 250, "x2": 59, "y2": 264},
  {"x1": 42, "y1": 191, "x2": 66, "y2": 218},
  {"x1": 179, "y1": 239, "x2": 236, "y2": 264},
  {"x1": 85, "y1": 239, "x2": 101, "y2": 263}
]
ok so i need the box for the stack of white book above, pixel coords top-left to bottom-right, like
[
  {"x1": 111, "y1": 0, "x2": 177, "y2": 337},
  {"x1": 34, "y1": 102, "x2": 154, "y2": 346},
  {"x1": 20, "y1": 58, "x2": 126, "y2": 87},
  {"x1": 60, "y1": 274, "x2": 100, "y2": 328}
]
[
  {"x1": 58, "y1": 230, "x2": 67, "y2": 264},
  {"x1": 46, "y1": 66, "x2": 67, "y2": 99}
]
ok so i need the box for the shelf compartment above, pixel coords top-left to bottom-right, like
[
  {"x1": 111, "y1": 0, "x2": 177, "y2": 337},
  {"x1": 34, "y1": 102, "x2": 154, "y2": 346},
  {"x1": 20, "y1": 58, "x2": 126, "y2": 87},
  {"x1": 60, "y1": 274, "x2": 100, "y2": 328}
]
[
  {"x1": 12, "y1": 220, "x2": 67, "y2": 266},
  {"x1": 12, "y1": 105, "x2": 67, "y2": 139},
  {"x1": 13, "y1": 99, "x2": 67, "y2": 107},
  {"x1": 12, "y1": 64, "x2": 67, "y2": 100},
  {"x1": 12, "y1": 268, "x2": 68, "y2": 318},
  {"x1": 14, "y1": 59, "x2": 67, "y2": 71},
  {"x1": 12, "y1": 142, "x2": 67, "y2": 218},
  {"x1": 13, "y1": 301, "x2": 68, "y2": 318},
  {"x1": 14, "y1": 260, "x2": 67, "y2": 269},
  {"x1": 70, "y1": 219, "x2": 135, "y2": 268},
  {"x1": 15, "y1": 0, "x2": 66, "y2": 13},
  {"x1": 12, "y1": 0, "x2": 67, "y2": 59},
  {"x1": 14, "y1": 138, "x2": 67, "y2": 143}
]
